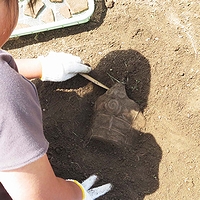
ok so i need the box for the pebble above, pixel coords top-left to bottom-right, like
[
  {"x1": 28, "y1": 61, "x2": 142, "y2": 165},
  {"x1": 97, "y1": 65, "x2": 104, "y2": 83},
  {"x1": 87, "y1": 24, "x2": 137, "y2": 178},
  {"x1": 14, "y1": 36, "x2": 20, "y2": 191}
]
[{"x1": 105, "y1": 0, "x2": 115, "y2": 8}]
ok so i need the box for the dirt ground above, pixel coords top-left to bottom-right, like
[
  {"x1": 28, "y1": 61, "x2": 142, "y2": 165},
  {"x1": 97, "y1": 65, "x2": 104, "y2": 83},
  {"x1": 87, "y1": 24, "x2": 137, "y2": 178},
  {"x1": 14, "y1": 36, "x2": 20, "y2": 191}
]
[{"x1": 3, "y1": 0, "x2": 200, "y2": 199}]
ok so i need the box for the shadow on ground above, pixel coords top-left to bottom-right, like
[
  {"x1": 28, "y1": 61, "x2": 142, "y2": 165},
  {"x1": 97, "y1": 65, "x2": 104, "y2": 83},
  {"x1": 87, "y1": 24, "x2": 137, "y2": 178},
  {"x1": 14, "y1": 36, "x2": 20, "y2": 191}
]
[{"x1": 33, "y1": 49, "x2": 163, "y2": 199}]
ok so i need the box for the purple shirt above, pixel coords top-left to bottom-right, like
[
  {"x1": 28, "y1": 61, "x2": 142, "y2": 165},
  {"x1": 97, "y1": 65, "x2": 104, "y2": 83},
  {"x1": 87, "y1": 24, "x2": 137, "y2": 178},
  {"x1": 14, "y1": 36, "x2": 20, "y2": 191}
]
[{"x1": 0, "y1": 50, "x2": 49, "y2": 171}]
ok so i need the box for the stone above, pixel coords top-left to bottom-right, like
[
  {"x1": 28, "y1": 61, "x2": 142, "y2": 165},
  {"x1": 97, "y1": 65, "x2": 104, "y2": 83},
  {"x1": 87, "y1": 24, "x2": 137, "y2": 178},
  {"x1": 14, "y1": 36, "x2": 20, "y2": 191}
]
[
  {"x1": 24, "y1": 0, "x2": 44, "y2": 18},
  {"x1": 66, "y1": 0, "x2": 88, "y2": 14},
  {"x1": 41, "y1": 8, "x2": 55, "y2": 23},
  {"x1": 59, "y1": 5, "x2": 71, "y2": 19}
]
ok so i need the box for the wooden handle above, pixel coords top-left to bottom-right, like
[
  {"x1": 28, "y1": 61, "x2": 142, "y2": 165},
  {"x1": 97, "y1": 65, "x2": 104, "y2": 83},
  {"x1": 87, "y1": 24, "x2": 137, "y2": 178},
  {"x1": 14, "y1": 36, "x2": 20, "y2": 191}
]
[{"x1": 79, "y1": 73, "x2": 109, "y2": 90}]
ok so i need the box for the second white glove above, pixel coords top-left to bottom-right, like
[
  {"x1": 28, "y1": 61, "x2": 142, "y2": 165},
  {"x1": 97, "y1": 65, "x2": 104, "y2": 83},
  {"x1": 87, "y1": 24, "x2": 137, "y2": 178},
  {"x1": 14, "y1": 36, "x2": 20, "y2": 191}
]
[
  {"x1": 38, "y1": 51, "x2": 91, "y2": 82},
  {"x1": 67, "y1": 175, "x2": 112, "y2": 200}
]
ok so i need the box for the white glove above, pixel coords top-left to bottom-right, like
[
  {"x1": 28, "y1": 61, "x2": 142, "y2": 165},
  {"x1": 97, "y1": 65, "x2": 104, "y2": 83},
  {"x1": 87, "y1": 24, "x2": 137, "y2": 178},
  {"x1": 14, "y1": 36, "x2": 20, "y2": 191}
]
[
  {"x1": 38, "y1": 51, "x2": 91, "y2": 82},
  {"x1": 67, "y1": 175, "x2": 112, "y2": 200}
]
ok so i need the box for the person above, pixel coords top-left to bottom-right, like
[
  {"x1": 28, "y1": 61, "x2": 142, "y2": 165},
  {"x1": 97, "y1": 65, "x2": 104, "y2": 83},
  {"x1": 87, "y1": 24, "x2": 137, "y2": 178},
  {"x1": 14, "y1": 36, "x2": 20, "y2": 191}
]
[{"x1": 0, "y1": 0, "x2": 112, "y2": 199}]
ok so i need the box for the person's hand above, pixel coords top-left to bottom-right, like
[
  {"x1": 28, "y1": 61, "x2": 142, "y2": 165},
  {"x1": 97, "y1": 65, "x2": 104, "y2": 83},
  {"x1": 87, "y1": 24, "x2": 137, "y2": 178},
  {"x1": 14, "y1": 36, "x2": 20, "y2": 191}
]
[
  {"x1": 67, "y1": 175, "x2": 112, "y2": 200},
  {"x1": 38, "y1": 51, "x2": 91, "y2": 82}
]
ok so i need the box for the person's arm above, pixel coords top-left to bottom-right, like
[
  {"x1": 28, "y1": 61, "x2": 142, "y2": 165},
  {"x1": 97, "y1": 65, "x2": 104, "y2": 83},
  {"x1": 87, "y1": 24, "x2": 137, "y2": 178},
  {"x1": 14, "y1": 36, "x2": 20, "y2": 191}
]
[
  {"x1": 15, "y1": 58, "x2": 42, "y2": 79},
  {"x1": 0, "y1": 154, "x2": 82, "y2": 200},
  {"x1": 15, "y1": 52, "x2": 91, "y2": 81}
]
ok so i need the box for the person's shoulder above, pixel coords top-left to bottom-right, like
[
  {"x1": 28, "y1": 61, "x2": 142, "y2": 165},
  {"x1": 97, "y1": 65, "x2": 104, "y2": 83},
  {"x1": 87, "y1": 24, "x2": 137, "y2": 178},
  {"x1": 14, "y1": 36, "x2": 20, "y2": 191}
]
[
  {"x1": 0, "y1": 50, "x2": 22, "y2": 97},
  {"x1": 0, "y1": 49, "x2": 18, "y2": 72}
]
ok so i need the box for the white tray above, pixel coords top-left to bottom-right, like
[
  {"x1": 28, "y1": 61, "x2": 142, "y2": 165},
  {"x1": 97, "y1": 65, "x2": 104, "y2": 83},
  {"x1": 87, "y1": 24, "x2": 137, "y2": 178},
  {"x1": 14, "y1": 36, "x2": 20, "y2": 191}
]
[{"x1": 11, "y1": 0, "x2": 95, "y2": 38}]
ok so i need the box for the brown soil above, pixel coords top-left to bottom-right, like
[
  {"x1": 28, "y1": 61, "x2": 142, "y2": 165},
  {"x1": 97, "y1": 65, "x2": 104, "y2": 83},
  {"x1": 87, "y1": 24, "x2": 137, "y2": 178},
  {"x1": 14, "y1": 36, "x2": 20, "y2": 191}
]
[{"x1": 4, "y1": 0, "x2": 200, "y2": 199}]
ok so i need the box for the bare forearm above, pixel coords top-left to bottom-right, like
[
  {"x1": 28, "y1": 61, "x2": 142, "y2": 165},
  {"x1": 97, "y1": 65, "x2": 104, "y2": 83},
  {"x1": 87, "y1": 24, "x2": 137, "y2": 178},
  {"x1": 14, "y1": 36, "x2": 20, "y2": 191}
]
[
  {"x1": 57, "y1": 178, "x2": 83, "y2": 200},
  {"x1": 0, "y1": 155, "x2": 82, "y2": 200},
  {"x1": 15, "y1": 58, "x2": 42, "y2": 79}
]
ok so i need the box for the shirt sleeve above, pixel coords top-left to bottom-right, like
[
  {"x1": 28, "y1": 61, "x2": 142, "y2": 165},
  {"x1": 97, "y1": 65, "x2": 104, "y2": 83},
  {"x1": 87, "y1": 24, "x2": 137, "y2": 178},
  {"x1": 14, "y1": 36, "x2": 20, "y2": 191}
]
[{"x1": 0, "y1": 50, "x2": 49, "y2": 171}]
